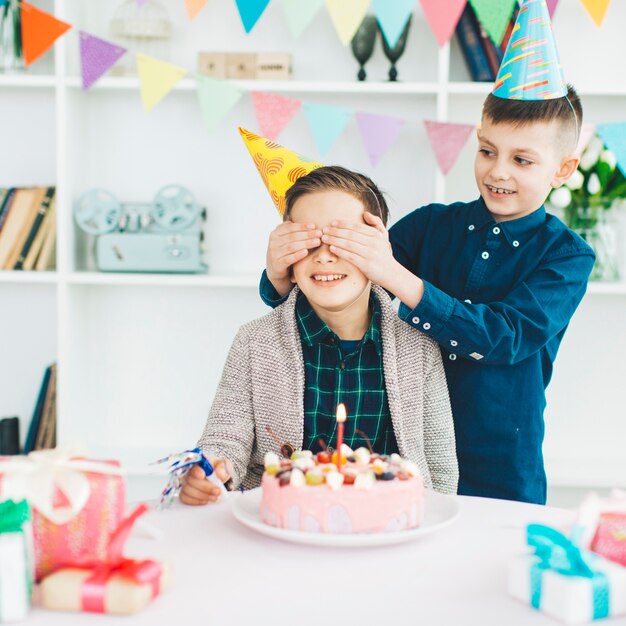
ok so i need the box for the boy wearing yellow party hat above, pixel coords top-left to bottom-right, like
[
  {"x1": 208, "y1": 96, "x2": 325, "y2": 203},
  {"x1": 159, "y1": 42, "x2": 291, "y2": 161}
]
[
  {"x1": 180, "y1": 134, "x2": 458, "y2": 505},
  {"x1": 260, "y1": 0, "x2": 595, "y2": 505}
]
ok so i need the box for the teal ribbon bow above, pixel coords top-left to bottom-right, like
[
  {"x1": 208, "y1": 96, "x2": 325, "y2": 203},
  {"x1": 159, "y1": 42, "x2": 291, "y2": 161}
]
[{"x1": 528, "y1": 523, "x2": 610, "y2": 620}]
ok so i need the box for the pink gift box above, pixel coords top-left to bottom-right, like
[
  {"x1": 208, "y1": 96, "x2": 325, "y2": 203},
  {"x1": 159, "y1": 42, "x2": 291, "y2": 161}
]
[{"x1": 591, "y1": 512, "x2": 626, "y2": 568}]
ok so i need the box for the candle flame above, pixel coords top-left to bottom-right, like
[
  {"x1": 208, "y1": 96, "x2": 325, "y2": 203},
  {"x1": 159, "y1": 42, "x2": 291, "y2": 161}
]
[{"x1": 336, "y1": 403, "x2": 347, "y2": 423}]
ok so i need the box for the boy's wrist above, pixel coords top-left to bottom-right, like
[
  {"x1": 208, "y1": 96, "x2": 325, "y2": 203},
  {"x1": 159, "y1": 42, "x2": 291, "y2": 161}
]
[
  {"x1": 383, "y1": 261, "x2": 425, "y2": 310},
  {"x1": 266, "y1": 272, "x2": 292, "y2": 298}
]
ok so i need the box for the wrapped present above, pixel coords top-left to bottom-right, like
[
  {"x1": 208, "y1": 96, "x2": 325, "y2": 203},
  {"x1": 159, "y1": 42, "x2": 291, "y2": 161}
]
[
  {"x1": 0, "y1": 500, "x2": 34, "y2": 623},
  {"x1": 40, "y1": 504, "x2": 169, "y2": 615},
  {"x1": 592, "y1": 513, "x2": 626, "y2": 568},
  {"x1": 508, "y1": 523, "x2": 626, "y2": 625},
  {"x1": 0, "y1": 447, "x2": 126, "y2": 580}
]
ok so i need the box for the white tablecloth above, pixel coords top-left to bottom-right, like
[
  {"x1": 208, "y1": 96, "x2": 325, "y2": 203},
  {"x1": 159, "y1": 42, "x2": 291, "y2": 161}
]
[{"x1": 23, "y1": 493, "x2": 623, "y2": 625}]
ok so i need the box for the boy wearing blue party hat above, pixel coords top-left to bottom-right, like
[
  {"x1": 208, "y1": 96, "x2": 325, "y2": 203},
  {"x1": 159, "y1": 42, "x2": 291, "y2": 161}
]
[{"x1": 260, "y1": 0, "x2": 595, "y2": 504}]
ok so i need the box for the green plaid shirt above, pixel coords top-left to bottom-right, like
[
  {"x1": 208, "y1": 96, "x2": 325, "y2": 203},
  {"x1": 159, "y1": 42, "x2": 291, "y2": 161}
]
[{"x1": 296, "y1": 292, "x2": 398, "y2": 455}]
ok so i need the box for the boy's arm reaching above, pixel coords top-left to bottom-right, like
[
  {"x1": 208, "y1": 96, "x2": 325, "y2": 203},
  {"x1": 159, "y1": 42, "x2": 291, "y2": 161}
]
[{"x1": 197, "y1": 327, "x2": 256, "y2": 489}]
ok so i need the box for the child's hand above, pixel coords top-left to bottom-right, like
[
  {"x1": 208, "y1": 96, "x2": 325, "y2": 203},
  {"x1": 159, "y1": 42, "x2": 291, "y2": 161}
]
[
  {"x1": 179, "y1": 459, "x2": 232, "y2": 505},
  {"x1": 266, "y1": 221, "x2": 323, "y2": 296}
]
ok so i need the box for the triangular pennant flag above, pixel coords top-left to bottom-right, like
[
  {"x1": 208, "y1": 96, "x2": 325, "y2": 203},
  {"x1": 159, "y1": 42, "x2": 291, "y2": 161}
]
[
  {"x1": 282, "y1": 0, "x2": 325, "y2": 38},
  {"x1": 196, "y1": 75, "x2": 244, "y2": 132},
  {"x1": 235, "y1": 0, "x2": 271, "y2": 33},
  {"x1": 251, "y1": 92, "x2": 302, "y2": 141},
  {"x1": 238, "y1": 127, "x2": 323, "y2": 215},
  {"x1": 355, "y1": 112, "x2": 405, "y2": 167},
  {"x1": 424, "y1": 121, "x2": 475, "y2": 175},
  {"x1": 79, "y1": 32, "x2": 126, "y2": 90},
  {"x1": 136, "y1": 0, "x2": 148, "y2": 7},
  {"x1": 419, "y1": 0, "x2": 467, "y2": 47},
  {"x1": 136, "y1": 54, "x2": 187, "y2": 112},
  {"x1": 574, "y1": 123, "x2": 595, "y2": 159},
  {"x1": 20, "y1": 1, "x2": 71, "y2": 66},
  {"x1": 325, "y1": 0, "x2": 370, "y2": 46},
  {"x1": 303, "y1": 102, "x2": 353, "y2": 156},
  {"x1": 546, "y1": 0, "x2": 560, "y2": 17},
  {"x1": 185, "y1": 0, "x2": 208, "y2": 20},
  {"x1": 579, "y1": 0, "x2": 611, "y2": 27},
  {"x1": 469, "y1": 0, "x2": 517, "y2": 45},
  {"x1": 596, "y1": 122, "x2": 626, "y2": 178},
  {"x1": 373, "y1": 0, "x2": 414, "y2": 49}
]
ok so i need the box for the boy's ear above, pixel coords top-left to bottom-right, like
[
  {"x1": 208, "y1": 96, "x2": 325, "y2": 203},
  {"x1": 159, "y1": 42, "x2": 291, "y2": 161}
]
[{"x1": 551, "y1": 155, "x2": 580, "y2": 188}]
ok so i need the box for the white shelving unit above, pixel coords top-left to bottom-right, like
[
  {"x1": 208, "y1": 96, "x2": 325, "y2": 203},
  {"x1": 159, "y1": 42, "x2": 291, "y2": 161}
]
[{"x1": 1, "y1": 0, "x2": 625, "y2": 493}]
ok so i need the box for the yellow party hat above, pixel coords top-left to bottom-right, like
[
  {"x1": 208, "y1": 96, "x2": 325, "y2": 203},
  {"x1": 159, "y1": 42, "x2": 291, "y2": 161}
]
[{"x1": 238, "y1": 127, "x2": 323, "y2": 216}]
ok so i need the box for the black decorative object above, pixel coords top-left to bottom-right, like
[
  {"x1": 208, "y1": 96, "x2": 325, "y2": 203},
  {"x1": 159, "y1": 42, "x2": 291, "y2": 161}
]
[
  {"x1": 350, "y1": 15, "x2": 378, "y2": 81},
  {"x1": 380, "y1": 15, "x2": 412, "y2": 82}
]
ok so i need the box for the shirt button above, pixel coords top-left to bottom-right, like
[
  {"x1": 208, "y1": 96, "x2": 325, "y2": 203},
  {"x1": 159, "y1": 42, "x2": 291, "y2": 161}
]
[
  {"x1": 412, "y1": 316, "x2": 420, "y2": 325},
  {"x1": 339, "y1": 361, "x2": 346, "y2": 370},
  {"x1": 513, "y1": 240, "x2": 520, "y2": 247},
  {"x1": 464, "y1": 299, "x2": 472, "y2": 303},
  {"x1": 493, "y1": 226, "x2": 501, "y2": 234},
  {"x1": 481, "y1": 251, "x2": 489, "y2": 260},
  {"x1": 449, "y1": 354, "x2": 457, "y2": 361},
  {"x1": 468, "y1": 225, "x2": 475, "y2": 231},
  {"x1": 423, "y1": 322, "x2": 431, "y2": 330},
  {"x1": 450, "y1": 340, "x2": 458, "y2": 347}
]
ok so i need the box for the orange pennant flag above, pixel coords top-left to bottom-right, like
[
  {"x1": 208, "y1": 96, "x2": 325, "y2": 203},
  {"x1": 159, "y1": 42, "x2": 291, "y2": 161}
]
[
  {"x1": 185, "y1": 0, "x2": 208, "y2": 20},
  {"x1": 579, "y1": 0, "x2": 611, "y2": 27},
  {"x1": 21, "y1": 1, "x2": 71, "y2": 66}
]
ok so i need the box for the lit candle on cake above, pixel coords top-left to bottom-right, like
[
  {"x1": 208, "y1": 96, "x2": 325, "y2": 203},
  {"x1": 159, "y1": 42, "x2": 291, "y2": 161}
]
[{"x1": 335, "y1": 403, "x2": 346, "y2": 471}]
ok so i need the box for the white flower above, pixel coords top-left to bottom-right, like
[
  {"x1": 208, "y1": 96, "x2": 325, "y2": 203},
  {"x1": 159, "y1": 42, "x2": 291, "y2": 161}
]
[
  {"x1": 587, "y1": 172, "x2": 601, "y2": 195},
  {"x1": 549, "y1": 186, "x2": 572, "y2": 209},
  {"x1": 566, "y1": 169, "x2": 584, "y2": 190},
  {"x1": 580, "y1": 148, "x2": 600, "y2": 171},
  {"x1": 600, "y1": 150, "x2": 617, "y2": 170}
]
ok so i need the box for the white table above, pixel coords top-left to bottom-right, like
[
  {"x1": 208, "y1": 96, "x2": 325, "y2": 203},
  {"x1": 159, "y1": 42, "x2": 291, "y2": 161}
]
[{"x1": 24, "y1": 493, "x2": 622, "y2": 625}]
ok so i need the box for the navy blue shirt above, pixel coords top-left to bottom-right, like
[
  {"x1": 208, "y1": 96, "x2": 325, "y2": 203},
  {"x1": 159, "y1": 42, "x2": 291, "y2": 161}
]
[{"x1": 260, "y1": 198, "x2": 595, "y2": 504}]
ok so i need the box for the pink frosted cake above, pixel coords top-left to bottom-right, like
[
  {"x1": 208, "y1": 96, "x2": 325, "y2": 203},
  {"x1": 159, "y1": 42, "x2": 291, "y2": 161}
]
[{"x1": 260, "y1": 446, "x2": 424, "y2": 534}]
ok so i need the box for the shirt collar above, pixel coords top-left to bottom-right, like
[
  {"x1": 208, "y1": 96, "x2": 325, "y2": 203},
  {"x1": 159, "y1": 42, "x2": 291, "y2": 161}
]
[{"x1": 296, "y1": 292, "x2": 382, "y2": 355}]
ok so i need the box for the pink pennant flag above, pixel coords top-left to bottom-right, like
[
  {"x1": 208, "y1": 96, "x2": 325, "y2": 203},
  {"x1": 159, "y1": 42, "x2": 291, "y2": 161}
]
[
  {"x1": 355, "y1": 112, "x2": 405, "y2": 167},
  {"x1": 136, "y1": 0, "x2": 148, "y2": 7},
  {"x1": 419, "y1": 0, "x2": 467, "y2": 47},
  {"x1": 546, "y1": 0, "x2": 560, "y2": 17},
  {"x1": 79, "y1": 31, "x2": 126, "y2": 90},
  {"x1": 574, "y1": 123, "x2": 595, "y2": 159},
  {"x1": 424, "y1": 120, "x2": 475, "y2": 175},
  {"x1": 185, "y1": 0, "x2": 208, "y2": 20},
  {"x1": 251, "y1": 92, "x2": 302, "y2": 141}
]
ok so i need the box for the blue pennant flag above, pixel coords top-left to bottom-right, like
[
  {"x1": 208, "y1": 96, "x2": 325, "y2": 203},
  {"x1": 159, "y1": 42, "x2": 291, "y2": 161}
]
[
  {"x1": 304, "y1": 102, "x2": 353, "y2": 157},
  {"x1": 596, "y1": 122, "x2": 626, "y2": 179},
  {"x1": 235, "y1": 0, "x2": 270, "y2": 33},
  {"x1": 373, "y1": 0, "x2": 414, "y2": 48}
]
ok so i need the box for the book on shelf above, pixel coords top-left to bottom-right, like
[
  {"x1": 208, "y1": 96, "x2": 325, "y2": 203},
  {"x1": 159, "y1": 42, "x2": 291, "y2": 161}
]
[
  {"x1": 24, "y1": 364, "x2": 56, "y2": 454},
  {"x1": 14, "y1": 186, "x2": 56, "y2": 270},
  {"x1": 0, "y1": 187, "x2": 37, "y2": 268},
  {"x1": 455, "y1": 3, "x2": 493, "y2": 82},
  {"x1": 34, "y1": 200, "x2": 57, "y2": 271},
  {"x1": 0, "y1": 188, "x2": 16, "y2": 231},
  {"x1": 23, "y1": 194, "x2": 56, "y2": 271},
  {"x1": 0, "y1": 416, "x2": 20, "y2": 455}
]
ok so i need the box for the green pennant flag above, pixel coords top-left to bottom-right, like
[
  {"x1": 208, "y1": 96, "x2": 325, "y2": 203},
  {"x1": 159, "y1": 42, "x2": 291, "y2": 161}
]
[
  {"x1": 469, "y1": 0, "x2": 517, "y2": 45},
  {"x1": 282, "y1": 0, "x2": 324, "y2": 38},
  {"x1": 196, "y1": 75, "x2": 244, "y2": 133}
]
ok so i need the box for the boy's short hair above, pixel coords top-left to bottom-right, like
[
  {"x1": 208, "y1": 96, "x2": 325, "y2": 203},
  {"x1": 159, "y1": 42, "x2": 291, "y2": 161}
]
[
  {"x1": 481, "y1": 84, "x2": 583, "y2": 155},
  {"x1": 284, "y1": 165, "x2": 389, "y2": 226}
]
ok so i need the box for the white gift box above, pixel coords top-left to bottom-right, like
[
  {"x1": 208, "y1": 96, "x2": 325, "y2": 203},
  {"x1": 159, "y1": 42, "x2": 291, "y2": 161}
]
[
  {"x1": 509, "y1": 552, "x2": 626, "y2": 625},
  {"x1": 0, "y1": 531, "x2": 32, "y2": 622}
]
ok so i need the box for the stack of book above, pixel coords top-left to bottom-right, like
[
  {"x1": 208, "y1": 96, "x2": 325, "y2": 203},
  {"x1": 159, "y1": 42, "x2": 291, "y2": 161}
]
[
  {"x1": 0, "y1": 186, "x2": 57, "y2": 271},
  {"x1": 455, "y1": 4, "x2": 519, "y2": 83},
  {"x1": 24, "y1": 363, "x2": 57, "y2": 453}
]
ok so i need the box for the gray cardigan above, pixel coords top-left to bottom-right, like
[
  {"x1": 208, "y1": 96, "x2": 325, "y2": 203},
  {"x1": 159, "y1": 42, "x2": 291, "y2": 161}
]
[{"x1": 198, "y1": 285, "x2": 458, "y2": 494}]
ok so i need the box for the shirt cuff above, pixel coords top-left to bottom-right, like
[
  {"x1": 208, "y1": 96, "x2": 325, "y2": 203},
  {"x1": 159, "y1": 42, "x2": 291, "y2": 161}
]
[{"x1": 260, "y1": 270, "x2": 289, "y2": 307}]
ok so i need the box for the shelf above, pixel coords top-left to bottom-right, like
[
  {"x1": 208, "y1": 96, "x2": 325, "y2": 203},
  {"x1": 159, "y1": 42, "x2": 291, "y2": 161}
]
[
  {"x1": 65, "y1": 271, "x2": 259, "y2": 287},
  {"x1": 547, "y1": 457, "x2": 626, "y2": 488},
  {"x1": 0, "y1": 271, "x2": 57, "y2": 284},
  {"x1": 586, "y1": 281, "x2": 626, "y2": 295},
  {"x1": 0, "y1": 74, "x2": 58, "y2": 88}
]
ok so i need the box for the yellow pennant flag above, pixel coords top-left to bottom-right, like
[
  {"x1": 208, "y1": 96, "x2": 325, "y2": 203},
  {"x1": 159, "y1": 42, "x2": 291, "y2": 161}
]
[
  {"x1": 136, "y1": 53, "x2": 187, "y2": 112},
  {"x1": 325, "y1": 0, "x2": 370, "y2": 46},
  {"x1": 579, "y1": 0, "x2": 611, "y2": 27}
]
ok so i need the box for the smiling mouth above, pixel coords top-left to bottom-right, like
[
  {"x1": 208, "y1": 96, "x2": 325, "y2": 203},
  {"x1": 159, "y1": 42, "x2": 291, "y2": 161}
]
[
  {"x1": 486, "y1": 184, "x2": 516, "y2": 195},
  {"x1": 312, "y1": 274, "x2": 346, "y2": 282}
]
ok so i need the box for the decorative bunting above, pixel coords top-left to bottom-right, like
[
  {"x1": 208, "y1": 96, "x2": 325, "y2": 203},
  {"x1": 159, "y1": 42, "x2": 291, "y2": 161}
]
[
  {"x1": 136, "y1": 54, "x2": 187, "y2": 112},
  {"x1": 303, "y1": 102, "x2": 353, "y2": 156},
  {"x1": 136, "y1": 0, "x2": 149, "y2": 7},
  {"x1": 79, "y1": 32, "x2": 126, "y2": 91},
  {"x1": 373, "y1": 0, "x2": 414, "y2": 49},
  {"x1": 574, "y1": 123, "x2": 596, "y2": 159},
  {"x1": 355, "y1": 112, "x2": 405, "y2": 167},
  {"x1": 196, "y1": 76, "x2": 244, "y2": 132},
  {"x1": 185, "y1": 0, "x2": 208, "y2": 20},
  {"x1": 468, "y1": 0, "x2": 517, "y2": 45},
  {"x1": 424, "y1": 121, "x2": 475, "y2": 175},
  {"x1": 235, "y1": 0, "x2": 271, "y2": 33},
  {"x1": 251, "y1": 92, "x2": 302, "y2": 141},
  {"x1": 282, "y1": 0, "x2": 325, "y2": 38},
  {"x1": 579, "y1": 0, "x2": 611, "y2": 27},
  {"x1": 20, "y1": 1, "x2": 71, "y2": 66},
  {"x1": 546, "y1": 0, "x2": 560, "y2": 17},
  {"x1": 596, "y1": 122, "x2": 626, "y2": 178},
  {"x1": 419, "y1": 0, "x2": 467, "y2": 47},
  {"x1": 325, "y1": 0, "x2": 370, "y2": 46}
]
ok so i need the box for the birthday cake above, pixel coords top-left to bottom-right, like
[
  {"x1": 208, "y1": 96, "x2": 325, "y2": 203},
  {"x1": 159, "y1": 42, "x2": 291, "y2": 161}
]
[{"x1": 260, "y1": 446, "x2": 424, "y2": 534}]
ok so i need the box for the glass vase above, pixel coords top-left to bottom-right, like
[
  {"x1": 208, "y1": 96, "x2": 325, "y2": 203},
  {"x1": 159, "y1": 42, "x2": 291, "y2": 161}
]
[{"x1": 0, "y1": 0, "x2": 24, "y2": 73}]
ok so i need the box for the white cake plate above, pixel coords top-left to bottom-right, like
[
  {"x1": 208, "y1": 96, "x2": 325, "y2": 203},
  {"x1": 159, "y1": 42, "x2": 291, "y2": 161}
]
[{"x1": 231, "y1": 487, "x2": 460, "y2": 547}]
